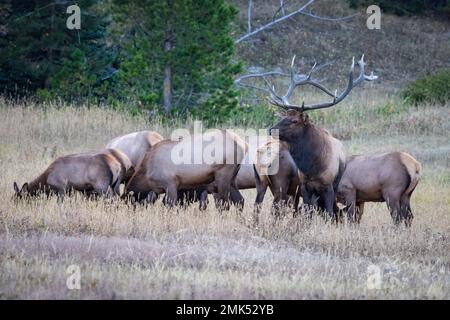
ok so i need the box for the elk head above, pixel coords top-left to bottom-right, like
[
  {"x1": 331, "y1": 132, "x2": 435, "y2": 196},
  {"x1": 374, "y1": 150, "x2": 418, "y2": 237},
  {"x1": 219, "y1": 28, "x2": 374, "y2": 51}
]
[
  {"x1": 269, "y1": 110, "x2": 311, "y2": 142},
  {"x1": 13, "y1": 182, "x2": 29, "y2": 198}
]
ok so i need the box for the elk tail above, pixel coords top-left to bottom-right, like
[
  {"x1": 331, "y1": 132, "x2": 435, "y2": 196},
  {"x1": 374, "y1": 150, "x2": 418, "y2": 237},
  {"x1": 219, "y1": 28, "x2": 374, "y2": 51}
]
[
  {"x1": 111, "y1": 172, "x2": 121, "y2": 193},
  {"x1": 401, "y1": 154, "x2": 422, "y2": 196}
]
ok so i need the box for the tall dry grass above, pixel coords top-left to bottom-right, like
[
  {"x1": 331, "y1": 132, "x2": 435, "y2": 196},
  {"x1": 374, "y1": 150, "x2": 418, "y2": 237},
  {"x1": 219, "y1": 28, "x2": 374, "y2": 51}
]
[{"x1": 0, "y1": 95, "x2": 449, "y2": 299}]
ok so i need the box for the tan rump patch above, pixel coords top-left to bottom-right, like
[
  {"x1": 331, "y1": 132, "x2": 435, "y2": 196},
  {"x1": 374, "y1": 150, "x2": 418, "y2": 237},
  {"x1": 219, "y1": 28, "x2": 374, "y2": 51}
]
[{"x1": 146, "y1": 131, "x2": 164, "y2": 147}]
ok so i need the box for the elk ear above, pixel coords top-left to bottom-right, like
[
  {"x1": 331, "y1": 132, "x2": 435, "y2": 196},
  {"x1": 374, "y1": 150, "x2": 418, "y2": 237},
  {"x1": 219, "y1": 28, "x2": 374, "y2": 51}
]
[
  {"x1": 275, "y1": 109, "x2": 287, "y2": 118},
  {"x1": 13, "y1": 182, "x2": 20, "y2": 194},
  {"x1": 300, "y1": 113, "x2": 310, "y2": 125},
  {"x1": 21, "y1": 183, "x2": 29, "y2": 193}
]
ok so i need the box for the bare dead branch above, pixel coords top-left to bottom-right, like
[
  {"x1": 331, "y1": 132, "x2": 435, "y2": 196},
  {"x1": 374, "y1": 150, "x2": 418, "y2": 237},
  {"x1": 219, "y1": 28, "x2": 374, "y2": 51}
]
[
  {"x1": 235, "y1": 0, "x2": 315, "y2": 44},
  {"x1": 236, "y1": 0, "x2": 357, "y2": 44},
  {"x1": 247, "y1": 0, "x2": 253, "y2": 33},
  {"x1": 298, "y1": 10, "x2": 358, "y2": 21}
]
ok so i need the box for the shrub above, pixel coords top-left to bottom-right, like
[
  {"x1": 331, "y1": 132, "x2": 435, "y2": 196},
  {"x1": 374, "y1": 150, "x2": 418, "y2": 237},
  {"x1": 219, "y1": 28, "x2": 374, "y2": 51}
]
[{"x1": 403, "y1": 70, "x2": 450, "y2": 105}]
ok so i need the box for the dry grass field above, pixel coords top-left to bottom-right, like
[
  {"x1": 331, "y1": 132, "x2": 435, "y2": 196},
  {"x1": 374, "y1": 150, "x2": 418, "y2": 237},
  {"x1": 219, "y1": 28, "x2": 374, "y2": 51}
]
[{"x1": 0, "y1": 90, "x2": 449, "y2": 299}]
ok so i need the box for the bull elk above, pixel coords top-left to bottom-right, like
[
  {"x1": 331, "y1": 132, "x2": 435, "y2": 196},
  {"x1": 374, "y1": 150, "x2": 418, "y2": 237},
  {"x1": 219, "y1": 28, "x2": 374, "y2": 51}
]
[
  {"x1": 13, "y1": 149, "x2": 132, "y2": 202},
  {"x1": 337, "y1": 152, "x2": 422, "y2": 226},
  {"x1": 237, "y1": 55, "x2": 376, "y2": 220},
  {"x1": 253, "y1": 138, "x2": 302, "y2": 213},
  {"x1": 124, "y1": 129, "x2": 247, "y2": 210}
]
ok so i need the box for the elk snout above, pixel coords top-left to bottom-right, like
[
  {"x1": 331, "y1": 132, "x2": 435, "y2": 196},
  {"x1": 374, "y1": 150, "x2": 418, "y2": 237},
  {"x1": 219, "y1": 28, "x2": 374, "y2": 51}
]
[{"x1": 268, "y1": 126, "x2": 278, "y2": 136}]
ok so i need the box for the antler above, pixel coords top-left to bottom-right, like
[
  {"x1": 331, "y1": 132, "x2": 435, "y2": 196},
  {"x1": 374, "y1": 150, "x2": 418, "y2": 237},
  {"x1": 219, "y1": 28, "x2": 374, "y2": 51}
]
[
  {"x1": 235, "y1": 55, "x2": 376, "y2": 111},
  {"x1": 266, "y1": 54, "x2": 377, "y2": 111}
]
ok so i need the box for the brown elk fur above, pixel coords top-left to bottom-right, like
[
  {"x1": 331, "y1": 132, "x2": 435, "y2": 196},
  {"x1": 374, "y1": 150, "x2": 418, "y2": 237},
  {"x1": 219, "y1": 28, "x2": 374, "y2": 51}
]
[
  {"x1": 124, "y1": 130, "x2": 247, "y2": 209},
  {"x1": 253, "y1": 138, "x2": 302, "y2": 213},
  {"x1": 336, "y1": 151, "x2": 422, "y2": 226},
  {"x1": 270, "y1": 110, "x2": 345, "y2": 220},
  {"x1": 13, "y1": 149, "x2": 132, "y2": 201},
  {"x1": 106, "y1": 130, "x2": 164, "y2": 182},
  {"x1": 174, "y1": 137, "x2": 269, "y2": 209}
]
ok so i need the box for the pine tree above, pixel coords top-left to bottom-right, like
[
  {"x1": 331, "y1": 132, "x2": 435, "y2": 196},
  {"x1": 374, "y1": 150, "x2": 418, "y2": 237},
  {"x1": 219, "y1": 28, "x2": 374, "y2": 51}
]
[
  {"x1": 112, "y1": 0, "x2": 242, "y2": 124},
  {"x1": 0, "y1": 0, "x2": 112, "y2": 99}
]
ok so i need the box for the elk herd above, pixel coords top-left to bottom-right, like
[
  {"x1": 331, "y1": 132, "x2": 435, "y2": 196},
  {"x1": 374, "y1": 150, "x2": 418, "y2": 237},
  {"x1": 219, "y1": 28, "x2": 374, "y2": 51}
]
[{"x1": 13, "y1": 56, "x2": 422, "y2": 226}]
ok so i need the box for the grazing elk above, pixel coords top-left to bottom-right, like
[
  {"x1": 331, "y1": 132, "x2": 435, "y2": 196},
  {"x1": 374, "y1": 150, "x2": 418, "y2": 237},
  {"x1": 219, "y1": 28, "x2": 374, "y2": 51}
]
[
  {"x1": 124, "y1": 129, "x2": 247, "y2": 210},
  {"x1": 253, "y1": 138, "x2": 302, "y2": 213},
  {"x1": 173, "y1": 136, "x2": 269, "y2": 209},
  {"x1": 106, "y1": 130, "x2": 164, "y2": 182},
  {"x1": 13, "y1": 149, "x2": 132, "y2": 202},
  {"x1": 237, "y1": 55, "x2": 376, "y2": 220},
  {"x1": 336, "y1": 152, "x2": 422, "y2": 226}
]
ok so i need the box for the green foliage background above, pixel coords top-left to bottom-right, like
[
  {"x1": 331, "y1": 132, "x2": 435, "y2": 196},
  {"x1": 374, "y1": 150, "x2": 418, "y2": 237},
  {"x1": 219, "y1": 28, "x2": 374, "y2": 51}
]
[
  {"x1": 403, "y1": 70, "x2": 450, "y2": 106},
  {"x1": 0, "y1": 0, "x2": 448, "y2": 126},
  {"x1": 0, "y1": 0, "x2": 112, "y2": 99}
]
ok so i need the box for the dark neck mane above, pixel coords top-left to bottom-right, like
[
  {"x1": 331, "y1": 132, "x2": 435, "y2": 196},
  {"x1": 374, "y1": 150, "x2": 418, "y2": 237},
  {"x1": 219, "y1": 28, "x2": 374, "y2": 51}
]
[
  {"x1": 286, "y1": 124, "x2": 329, "y2": 180},
  {"x1": 28, "y1": 171, "x2": 50, "y2": 194}
]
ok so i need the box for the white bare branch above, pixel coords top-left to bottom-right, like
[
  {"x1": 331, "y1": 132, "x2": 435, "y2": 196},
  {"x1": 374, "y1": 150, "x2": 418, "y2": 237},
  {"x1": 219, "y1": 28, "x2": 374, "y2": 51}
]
[
  {"x1": 235, "y1": 0, "x2": 357, "y2": 44},
  {"x1": 247, "y1": 0, "x2": 253, "y2": 33},
  {"x1": 280, "y1": 0, "x2": 286, "y2": 16},
  {"x1": 236, "y1": 0, "x2": 314, "y2": 44}
]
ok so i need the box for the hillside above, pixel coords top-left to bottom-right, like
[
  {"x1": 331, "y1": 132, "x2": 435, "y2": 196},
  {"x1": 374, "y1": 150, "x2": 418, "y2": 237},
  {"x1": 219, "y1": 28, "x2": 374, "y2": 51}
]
[{"x1": 231, "y1": 0, "x2": 450, "y2": 92}]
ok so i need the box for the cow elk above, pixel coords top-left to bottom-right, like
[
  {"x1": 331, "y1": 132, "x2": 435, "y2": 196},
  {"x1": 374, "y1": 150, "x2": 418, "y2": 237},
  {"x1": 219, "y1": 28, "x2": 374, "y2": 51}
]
[
  {"x1": 13, "y1": 149, "x2": 132, "y2": 202},
  {"x1": 169, "y1": 136, "x2": 269, "y2": 209},
  {"x1": 253, "y1": 138, "x2": 302, "y2": 214},
  {"x1": 124, "y1": 129, "x2": 247, "y2": 210},
  {"x1": 336, "y1": 152, "x2": 422, "y2": 226},
  {"x1": 106, "y1": 130, "x2": 164, "y2": 182}
]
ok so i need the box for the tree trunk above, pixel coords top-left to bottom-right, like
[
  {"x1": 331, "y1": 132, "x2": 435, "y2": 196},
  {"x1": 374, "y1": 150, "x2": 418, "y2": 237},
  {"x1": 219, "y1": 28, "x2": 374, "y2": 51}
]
[
  {"x1": 163, "y1": 2, "x2": 173, "y2": 114},
  {"x1": 45, "y1": 3, "x2": 55, "y2": 89}
]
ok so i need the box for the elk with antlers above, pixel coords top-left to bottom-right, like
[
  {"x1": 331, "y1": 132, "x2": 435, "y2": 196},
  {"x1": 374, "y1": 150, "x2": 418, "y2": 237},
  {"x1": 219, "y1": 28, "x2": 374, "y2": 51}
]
[{"x1": 237, "y1": 55, "x2": 376, "y2": 220}]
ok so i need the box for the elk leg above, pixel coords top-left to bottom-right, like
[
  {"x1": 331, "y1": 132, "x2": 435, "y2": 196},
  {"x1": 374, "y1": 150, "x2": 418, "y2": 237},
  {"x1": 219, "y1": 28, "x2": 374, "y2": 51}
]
[
  {"x1": 292, "y1": 185, "x2": 302, "y2": 217},
  {"x1": 356, "y1": 202, "x2": 365, "y2": 224},
  {"x1": 216, "y1": 183, "x2": 231, "y2": 211},
  {"x1": 254, "y1": 178, "x2": 269, "y2": 214},
  {"x1": 113, "y1": 180, "x2": 122, "y2": 196},
  {"x1": 199, "y1": 189, "x2": 209, "y2": 210},
  {"x1": 343, "y1": 189, "x2": 357, "y2": 224},
  {"x1": 147, "y1": 191, "x2": 158, "y2": 204},
  {"x1": 384, "y1": 190, "x2": 403, "y2": 226},
  {"x1": 400, "y1": 195, "x2": 413, "y2": 227},
  {"x1": 271, "y1": 187, "x2": 283, "y2": 215},
  {"x1": 322, "y1": 185, "x2": 337, "y2": 222},
  {"x1": 46, "y1": 180, "x2": 65, "y2": 203},
  {"x1": 50, "y1": 186, "x2": 65, "y2": 203},
  {"x1": 230, "y1": 186, "x2": 244, "y2": 210},
  {"x1": 386, "y1": 198, "x2": 401, "y2": 226},
  {"x1": 301, "y1": 185, "x2": 316, "y2": 217},
  {"x1": 93, "y1": 180, "x2": 113, "y2": 198},
  {"x1": 165, "y1": 184, "x2": 178, "y2": 207},
  {"x1": 212, "y1": 192, "x2": 221, "y2": 209},
  {"x1": 301, "y1": 185, "x2": 314, "y2": 205}
]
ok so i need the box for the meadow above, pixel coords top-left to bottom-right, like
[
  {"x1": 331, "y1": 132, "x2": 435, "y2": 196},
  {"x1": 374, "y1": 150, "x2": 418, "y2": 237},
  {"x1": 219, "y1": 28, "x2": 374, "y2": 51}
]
[{"x1": 0, "y1": 88, "x2": 449, "y2": 299}]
